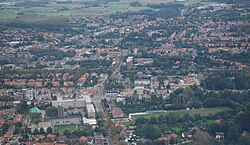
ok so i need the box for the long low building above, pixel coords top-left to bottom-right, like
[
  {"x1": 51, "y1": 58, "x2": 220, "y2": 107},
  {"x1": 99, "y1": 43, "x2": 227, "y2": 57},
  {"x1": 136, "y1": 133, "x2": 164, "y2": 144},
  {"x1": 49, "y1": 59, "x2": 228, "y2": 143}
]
[
  {"x1": 45, "y1": 116, "x2": 82, "y2": 125},
  {"x1": 86, "y1": 104, "x2": 96, "y2": 118},
  {"x1": 52, "y1": 98, "x2": 85, "y2": 109}
]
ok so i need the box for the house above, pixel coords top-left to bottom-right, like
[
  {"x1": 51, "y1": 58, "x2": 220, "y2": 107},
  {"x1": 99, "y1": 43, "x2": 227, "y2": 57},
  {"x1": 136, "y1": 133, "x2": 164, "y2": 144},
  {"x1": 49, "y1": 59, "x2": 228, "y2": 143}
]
[
  {"x1": 171, "y1": 134, "x2": 178, "y2": 140},
  {"x1": 216, "y1": 132, "x2": 225, "y2": 140},
  {"x1": 79, "y1": 136, "x2": 88, "y2": 143},
  {"x1": 44, "y1": 142, "x2": 54, "y2": 145},
  {"x1": 47, "y1": 134, "x2": 57, "y2": 141},
  {"x1": 135, "y1": 79, "x2": 150, "y2": 86},
  {"x1": 158, "y1": 137, "x2": 169, "y2": 144},
  {"x1": 4, "y1": 131, "x2": 12, "y2": 140},
  {"x1": 105, "y1": 89, "x2": 119, "y2": 97},
  {"x1": 215, "y1": 119, "x2": 222, "y2": 124},
  {"x1": 112, "y1": 107, "x2": 124, "y2": 118},
  {"x1": 37, "y1": 134, "x2": 45, "y2": 141},
  {"x1": 25, "y1": 141, "x2": 34, "y2": 145},
  {"x1": 119, "y1": 126, "x2": 128, "y2": 140},
  {"x1": 30, "y1": 122, "x2": 53, "y2": 133},
  {"x1": 182, "y1": 131, "x2": 193, "y2": 139},
  {"x1": 13, "y1": 114, "x2": 22, "y2": 123},
  {"x1": 93, "y1": 132, "x2": 108, "y2": 145},
  {"x1": 120, "y1": 88, "x2": 134, "y2": 96},
  {"x1": 0, "y1": 136, "x2": 4, "y2": 143},
  {"x1": 0, "y1": 119, "x2": 4, "y2": 124},
  {"x1": 83, "y1": 118, "x2": 97, "y2": 128}
]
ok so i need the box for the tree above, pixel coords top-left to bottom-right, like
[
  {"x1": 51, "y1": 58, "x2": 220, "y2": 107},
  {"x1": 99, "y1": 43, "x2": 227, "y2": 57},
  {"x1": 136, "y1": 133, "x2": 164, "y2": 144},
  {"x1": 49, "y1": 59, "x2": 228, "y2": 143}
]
[
  {"x1": 226, "y1": 125, "x2": 241, "y2": 142},
  {"x1": 135, "y1": 118, "x2": 147, "y2": 125},
  {"x1": 46, "y1": 106, "x2": 58, "y2": 117},
  {"x1": 182, "y1": 113, "x2": 191, "y2": 122},
  {"x1": 64, "y1": 130, "x2": 71, "y2": 137},
  {"x1": 47, "y1": 127, "x2": 53, "y2": 134},
  {"x1": 236, "y1": 112, "x2": 250, "y2": 132},
  {"x1": 194, "y1": 113, "x2": 201, "y2": 121},
  {"x1": 141, "y1": 125, "x2": 161, "y2": 140},
  {"x1": 235, "y1": 135, "x2": 250, "y2": 145},
  {"x1": 149, "y1": 116, "x2": 157, "y2": 124},
  {"x1": 31, "y1": 113, "x2": 42, "y2": 124},
  {"x1": 34, "y1": 128, "x2": 39, "y2": 135},
  {"x1": 168, "y1": 114, "x2": 180, "y2": 124},
  {"x1": 193, "y1": 131, "x2": 212, "y2": 145},
  {"x1": 39, "y1": 127, "x2": 45, "y2": 134},
  {"x1": 15, "y1": 122, "x2": 22, "y2": 128}
]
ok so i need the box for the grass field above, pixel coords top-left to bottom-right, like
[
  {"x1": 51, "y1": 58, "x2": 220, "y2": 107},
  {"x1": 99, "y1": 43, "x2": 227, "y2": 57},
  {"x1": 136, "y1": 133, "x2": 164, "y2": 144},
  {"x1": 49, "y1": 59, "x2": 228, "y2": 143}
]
[
  {"x1": 54, "y1": 124, "x2": 77, "y2": 133},
  {"x1": 131, "y1": 107, "x2": 230, "y2": 120},
  {"x1": 186, "y1": 0, "x2": 201, "y2": 2},
  {"x1": 120, "y1": 0, "x2": 173, "y2": 4},
  {"x1": 120, "y1": 107, "x2": 229, "y2": 126},
  {"x1": 0, "y1": 0, "x2": 153, "y2": 21},
  {"x1": 0, "y1": 10, "x2": 16, "y2": 20}
]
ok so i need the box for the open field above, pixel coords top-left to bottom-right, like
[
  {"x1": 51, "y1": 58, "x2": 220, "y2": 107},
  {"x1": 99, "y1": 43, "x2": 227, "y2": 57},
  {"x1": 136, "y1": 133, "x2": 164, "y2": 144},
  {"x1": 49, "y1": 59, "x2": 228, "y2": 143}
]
[
  {"x1": 54, "y1": 124, "x2": 77, "y2": 133},
  {"x1": 186, "y1": 0, "x2": 201, "y2": 2},
  {"x1": 120, "y1": 107, "x2": 229, "y2": 126},
  {"x1": 120, "y1": 0, "x2": 173, "y2": 4},
  {"x1": 131, "y1": 107, "x2": 230, "y2": 120},
  {"x1": 0, "y1": 0, "x2": 154, "y2": 21},
  {"x1": 106, "y1": 2, "x2": 148, "y2": 14}
]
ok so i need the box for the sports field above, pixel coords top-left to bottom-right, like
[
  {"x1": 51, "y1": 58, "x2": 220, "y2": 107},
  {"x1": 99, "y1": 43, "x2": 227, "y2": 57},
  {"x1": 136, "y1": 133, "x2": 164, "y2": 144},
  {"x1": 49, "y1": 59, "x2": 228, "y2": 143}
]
[
  {"x1": 54, "y1": 124, "x2": 77, "y2": 133},
  {"x1": 131, "y1": 107, "x2": 230, "y2": 120}
]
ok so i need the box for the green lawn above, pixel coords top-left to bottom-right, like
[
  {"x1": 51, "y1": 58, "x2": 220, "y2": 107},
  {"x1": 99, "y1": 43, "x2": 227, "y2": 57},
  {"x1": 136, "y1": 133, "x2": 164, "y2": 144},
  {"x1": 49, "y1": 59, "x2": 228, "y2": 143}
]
[
  {"x1": 203, "y1": 119, "x2": 216, "y2": 125},
  {"x1": 106, "y1": 2, "x2": 131, "y2": 14},
  {"x1": 120, "y1": 121, "x2": 135, "y2": 126},
  {"x1": 0, "y1": 1, "x2": 151, "y2": 20},
  {"x1": 132, "y1": 107, "x2": 230, "y2": 120},
  {"x1": 186, "y1": 0, "x2": 201, "y2": 2},
  {"x1": 54, "y1": 124, "x2": 76, "y2": 133},
  {"x1": 0, "y1": 11, "x2": 16, "y2": 19},
  {"x1": 170, "y1": 126, "x2": 185, "y2": 134}
]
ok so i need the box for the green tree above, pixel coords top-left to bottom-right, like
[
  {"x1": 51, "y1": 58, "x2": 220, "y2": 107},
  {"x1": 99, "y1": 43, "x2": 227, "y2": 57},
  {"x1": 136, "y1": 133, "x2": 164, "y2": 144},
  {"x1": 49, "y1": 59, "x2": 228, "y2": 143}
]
[
  {"x1": 47, "y1": 127, "x2": 53, "y2": 134},
  {"x1": 141, "y1": 125, "x2": 161, "y2": 140},
  {"x1": 64, "y1": 130, "x2": 71, "y2": 137},
  {"x1": 40, "y1": 127, "x2": 45, "y2": 134},
  {"x1": 46, "y1": 106, "x2": 58, "y2": 117},
  {"x1": 34, "y1": 128, "x2": 39, "y2": 135},
  {"x1": 193, "y1": 131, "x2": 213, "y2": 145},
  {"x1": 15, "y1": 122, "x2": 22, "y2": 128}
]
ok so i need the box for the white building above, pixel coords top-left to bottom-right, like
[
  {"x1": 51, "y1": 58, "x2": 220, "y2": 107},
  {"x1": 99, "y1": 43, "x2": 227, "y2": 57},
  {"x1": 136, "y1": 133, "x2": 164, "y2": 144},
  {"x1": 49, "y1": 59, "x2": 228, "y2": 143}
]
[
  {"x1": 86, "y1": 104, "x2": 96, "y2": 118},
  {"x1": 52, "y1": 98, "x2": 85, "y2": 109}
]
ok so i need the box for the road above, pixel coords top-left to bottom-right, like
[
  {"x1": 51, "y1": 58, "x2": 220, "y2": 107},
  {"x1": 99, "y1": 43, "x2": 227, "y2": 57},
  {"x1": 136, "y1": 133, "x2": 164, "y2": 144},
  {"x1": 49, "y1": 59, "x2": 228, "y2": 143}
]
[
  {"x1": 90, "y1": 52, "x2": 126, "y2": 145},
  {"x1": 92, "y1": 52, "x2": 125, "y2": 112}
]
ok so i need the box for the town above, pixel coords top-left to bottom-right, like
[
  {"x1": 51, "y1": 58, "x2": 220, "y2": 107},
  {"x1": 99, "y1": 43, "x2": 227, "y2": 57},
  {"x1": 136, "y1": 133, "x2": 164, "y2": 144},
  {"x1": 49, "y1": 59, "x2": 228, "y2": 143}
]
[{"x1": 0, "y1": 0, "x2": 249, "y2": 145}]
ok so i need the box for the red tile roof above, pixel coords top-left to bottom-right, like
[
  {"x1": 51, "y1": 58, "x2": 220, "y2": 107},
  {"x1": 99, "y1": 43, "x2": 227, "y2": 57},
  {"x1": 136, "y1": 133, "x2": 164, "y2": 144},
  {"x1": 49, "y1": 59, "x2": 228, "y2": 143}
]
[
  {"x1": 38, "y1": 134, "x2": 45, "y2": 139},
  {"x1": 159, "y1": 137, "x2": 169, "y2": 141},
  {"x1": 171, "y1": 133, "x2": 178, "y2": 139},
  {"x1": 13, "y1": 114, "x2": 22, "y2": 123},
  {"x1": 25, "y1": 141, "x2": 33, "y2": 145},
  {"x1": 44, "y1": 142, "x2": 54, "y2": 145},
  {"x1": 0, "y1": 119, "x2": 5, "y2": 124},
  {"x1": 36, "y1": 142, "x2": 42, "y2": 145},
  {"x1": 215, "y1": 119, "x2": 222, "y2": 124},
  {"x1": 0, "y1": 136, "x2": 4, "y2": 141},
  {"x1": 112, "y1": 107, "x2": 124, "y2": 118},
  {"x1": 47, "y1": 134, "x2": 56, "y2": 139},
  {"x1": 4, "y1": 131, "x2": 12, "y2": 139},
  {"x1": 79, "y1": 136, "x2": 88, "y2": 141}
]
